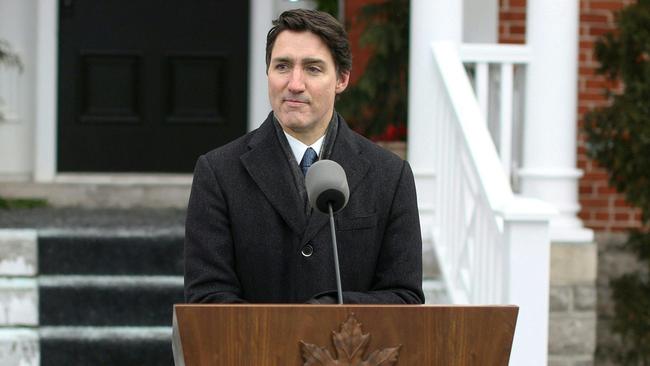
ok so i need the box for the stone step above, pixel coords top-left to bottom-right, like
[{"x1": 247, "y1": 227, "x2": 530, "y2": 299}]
[
  {"x1": 0, "y1": 329, "x2": 39, "y2": 366},
  {"x1": 39, "y1": 232, "x2": 183, "y2": 275},
  {"x1": 40, "y1": 326, "x2": 172, "y2": 366},
  {"x1": 0, "y1": 177, "x2": 191, "y2": 209},
  {"x1": 39, "y1": 276, "x2": 183, "y2": 326}
]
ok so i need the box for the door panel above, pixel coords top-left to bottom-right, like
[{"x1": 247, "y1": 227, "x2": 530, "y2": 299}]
[{"x1": 58, "y1": 0, "x2": 249, "y2": 172}]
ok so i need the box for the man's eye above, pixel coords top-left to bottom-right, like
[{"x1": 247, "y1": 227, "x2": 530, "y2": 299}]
[
  {"x1": 275, "y1": 64, "x2": 289, "y2": 71},
  {"x1": 307, "y1": 66, "x2": 322, "y2": 74}
]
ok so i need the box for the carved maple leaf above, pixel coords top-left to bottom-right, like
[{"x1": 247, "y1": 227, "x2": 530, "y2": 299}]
[{"x1": 300, "y1": 314, "x2": 401, "y2": 366}]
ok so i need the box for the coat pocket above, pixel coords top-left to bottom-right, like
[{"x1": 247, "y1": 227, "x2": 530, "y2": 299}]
[{"x1": 335, "y1": 213, "x2": 377, "y2": 231}]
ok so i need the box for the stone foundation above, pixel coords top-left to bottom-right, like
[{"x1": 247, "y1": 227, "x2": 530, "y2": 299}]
[
  {"x1": 548, "y1": 242, "x2": 598, "y2": 366},
  {"x1": 0, "y1": 230, "x2": 39, "y2": 365},
  {"x1": 594, "y1": 232, "x2": 647, "y2": 366}
]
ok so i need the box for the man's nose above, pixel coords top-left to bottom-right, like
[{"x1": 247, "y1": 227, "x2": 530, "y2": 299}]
[{"x1": 287, "y1": 69, "x2": 305, "y2": 93}]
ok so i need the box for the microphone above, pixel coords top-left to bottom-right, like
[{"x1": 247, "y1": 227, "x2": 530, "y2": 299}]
[
  {"x1": 305, "y1": 160, "x2": 349, "y2": 214},
  {"x1": 305, "y1": 160, "x2": 349, "y2": 304}
]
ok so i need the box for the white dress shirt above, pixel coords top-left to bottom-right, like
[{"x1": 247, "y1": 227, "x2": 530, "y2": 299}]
[{"x1": 283, "y1": 132, "x2": 325, "y2": 165}]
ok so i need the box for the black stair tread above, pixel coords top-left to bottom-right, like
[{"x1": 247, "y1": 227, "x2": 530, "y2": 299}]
[
  {"x1": 40, "y1": 336, "x2": 174, "y2": 366},
  {"x1": 0, "y1": 208, "x2": 186, "y2": 230},
  {"x1": 39, "y1": 232, "x2": 184, "y2": 275},
  {"x1": 39, "y1": 278, "x2": 184, "y2": 326},
  {"x1": 17, "y1": 209, "x2": 187, "y2": 365}
]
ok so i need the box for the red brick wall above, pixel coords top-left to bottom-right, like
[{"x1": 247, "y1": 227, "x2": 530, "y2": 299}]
[
  {"x1": 498, "y1": 0, "x2": 640, "y2": 232},
  {"x1": 577, "y1": 0, "x2": 640, "y2": 232},
  {"x1": 499, "y1": 0, "x2": 527, "y2": 44}
]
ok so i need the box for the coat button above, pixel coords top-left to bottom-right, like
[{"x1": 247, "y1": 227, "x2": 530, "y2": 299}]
[{"x1": 301, "y1": 244, "x2": 314, "y2": 257}]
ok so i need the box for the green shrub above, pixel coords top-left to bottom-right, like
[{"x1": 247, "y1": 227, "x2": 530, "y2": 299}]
[
  {"x1": 583, "y1": 1, "x2": 650, "y2": 364},
  {"x1": 0, "y1": 197, "x2": 48, "y2": 209},
  {"x1": 336, "y1": 0, "x2": 410, "y2": 140}
]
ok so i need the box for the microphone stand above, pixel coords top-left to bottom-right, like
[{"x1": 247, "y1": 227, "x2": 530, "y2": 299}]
[{"x1": 328, "y1": 203, "x2": 344, "y2": 304}]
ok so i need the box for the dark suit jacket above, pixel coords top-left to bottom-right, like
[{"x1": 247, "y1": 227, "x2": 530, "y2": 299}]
[{"x1": 184, "y1": 113, "x2": 424, "y2": 304}]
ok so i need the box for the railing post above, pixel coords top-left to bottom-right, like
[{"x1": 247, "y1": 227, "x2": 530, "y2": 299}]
[
  {"x1": 499, "y1": 62, "x2": 514, "y2": 178},
  {"x1": 500, "y1": 198, "x2": 555, "y2": 366}
]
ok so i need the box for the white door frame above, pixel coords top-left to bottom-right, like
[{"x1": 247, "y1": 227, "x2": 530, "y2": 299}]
[{"x1": 33, "y1": 0, "x2": 271, "y2": 182}]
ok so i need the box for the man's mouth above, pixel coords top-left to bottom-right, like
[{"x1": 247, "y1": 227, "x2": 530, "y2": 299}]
[{"x1": 284, "y1": 98, "x2": 309, "y2": 105}]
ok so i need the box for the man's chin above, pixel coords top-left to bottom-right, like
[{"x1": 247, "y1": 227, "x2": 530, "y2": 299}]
[
  {"x1": 277, "y1": 114, "x2": 308, "y2": 129},
  {"x1": 283, "y1": 122, "x2": 309, "y2": 132}
]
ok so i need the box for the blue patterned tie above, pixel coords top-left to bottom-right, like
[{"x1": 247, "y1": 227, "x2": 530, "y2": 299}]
[{"x1": 300, "y1": 147, "x2": 318, "y2": 176}]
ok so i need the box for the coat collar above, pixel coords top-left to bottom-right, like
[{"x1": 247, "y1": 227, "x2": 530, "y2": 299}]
[
  {"x1": 240, "y1": 112, "x2": 370, "y2": 241},
  {"x1": 301, "y1": 115, "x2": 370, "y2": 244},
  {"x1": 240, "y1": 112, "x2": 306, "y2": 234}
]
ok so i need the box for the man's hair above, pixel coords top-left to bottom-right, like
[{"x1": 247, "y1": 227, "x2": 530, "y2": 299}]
[{"x1": 266, "y1": 9, "x2": 352, "y2": 77}]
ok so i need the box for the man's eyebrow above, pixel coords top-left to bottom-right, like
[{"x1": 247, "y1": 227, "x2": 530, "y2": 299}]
[
  {"x1": 271, "y1": 56, "x2": 293, "y2": 64},
  {"x1": 271, "y1": 56, "x2": 327, "y2": 66},
  {"x1": 302, "y1": 57, "x2": 326, "y2": 65}
]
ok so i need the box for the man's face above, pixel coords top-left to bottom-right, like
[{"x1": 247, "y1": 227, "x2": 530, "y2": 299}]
[{"x1": 268, "y1": 30, "x2": 349, "y2": 142}]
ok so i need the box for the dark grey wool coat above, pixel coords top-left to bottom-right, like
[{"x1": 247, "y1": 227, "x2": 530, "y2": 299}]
[{"x1": 184, "y1": 112, "x2": 424, "y2": 304}]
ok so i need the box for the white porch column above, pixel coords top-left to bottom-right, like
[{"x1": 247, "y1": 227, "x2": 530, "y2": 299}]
[
  {"x1": 407, "y1": 0, "x2": 462, "y2": 243},
  {"x1": 520, "y1": 0, "x2": 593, "y2": 242},
  {"x1": 408, "y1": 0, "x2": 462, "y2": 167},
  {"x1": 34, "y1": 0, "x2": 58, "y2": 182},
  {"x1": 248, "y1": 0, "x2": 274, "y2": 131},
  {"x1": 463, "y1": 0, "x2": 499, "y2": 43},
  {"x1": 249, "y1": 0, "x2": 318, "y2": 132}
]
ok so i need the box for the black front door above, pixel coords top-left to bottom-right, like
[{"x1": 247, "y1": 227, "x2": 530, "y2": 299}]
[{"x1": 58, "y1": 0, "x2": 249, "y2": 172}]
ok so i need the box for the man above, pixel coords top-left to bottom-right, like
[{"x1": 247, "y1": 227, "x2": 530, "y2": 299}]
[{"x1": 184, "y1": 9, "x2": 423, "y2": 304}]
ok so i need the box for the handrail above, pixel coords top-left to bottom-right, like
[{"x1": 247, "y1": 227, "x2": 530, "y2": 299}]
[
  {"x1": 459, "y1": 44, "x2": 532, "y2": 63},
  {"x1": 426, "y1": 41, "x2": 554, "y2": 365},
  {"x1": 432, "y1": 42, "x2": 513, "y2": 214}
]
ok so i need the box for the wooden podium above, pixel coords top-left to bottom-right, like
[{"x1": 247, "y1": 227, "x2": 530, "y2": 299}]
[{"x1": 172, "y1": 304, "x2": 518, "y2": 365}]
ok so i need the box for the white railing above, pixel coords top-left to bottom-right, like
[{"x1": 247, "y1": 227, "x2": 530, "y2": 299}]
[
  {"x1": 458, "y1": 44, "x2": 531, "y2": 185},
  {"x1": 425, "y1": 41, "x2": 555, "y2": 365}
]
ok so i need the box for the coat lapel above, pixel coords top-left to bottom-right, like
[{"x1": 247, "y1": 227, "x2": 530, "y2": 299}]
[
  {"x1": 301, "y1": 117, "x2": 370, "y2": 244},
  {"x1": 240, "y1": 115, "x2": 307, "y2": 235}
]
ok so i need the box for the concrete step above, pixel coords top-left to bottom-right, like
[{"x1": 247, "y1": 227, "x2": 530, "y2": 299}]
[
  {"x1": 0, "y1": 210, "x2": 186, "y2": 364},
  {"x1": 0, "y1": 176, "x2": 191, "y2": 209},
  {"x1": 40, "y1": 326, "x2": 172, "y2": 366},
  {"x1": 0, "y1": 329, "x2": 39, "y2": 366},
  {"x1": 39, "y1": 276, "x2": 183, "y2": 326},
  {"x1": 39, "y1": 232, "x2": 183, "y2": 275}
]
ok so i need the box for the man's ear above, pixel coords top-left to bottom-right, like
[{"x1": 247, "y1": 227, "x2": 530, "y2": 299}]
[{"x1": 335, "y1": 71, "x2": 350, "y2": 94}]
